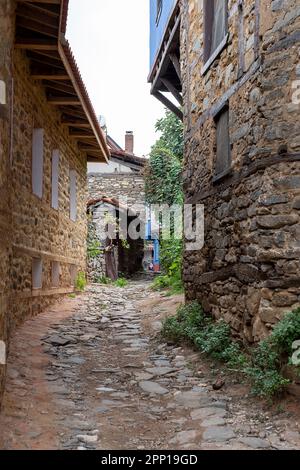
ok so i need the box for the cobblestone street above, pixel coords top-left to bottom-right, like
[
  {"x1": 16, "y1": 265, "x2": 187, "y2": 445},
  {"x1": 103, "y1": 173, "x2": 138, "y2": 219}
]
[{"x1": 0, "y1": 281, "x2": 300, "y2": 450}]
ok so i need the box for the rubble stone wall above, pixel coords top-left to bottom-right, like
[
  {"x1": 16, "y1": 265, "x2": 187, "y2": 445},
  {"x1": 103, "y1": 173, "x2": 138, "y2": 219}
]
[
  {"x1": 9, "y1": 49, "x2": 88, "y2": 327},
  {"x1": 87, "y1": 173, "x2": 145, "y2": 280},
  {"x1": 0, "y1": 7, "x2": 89, "y2": 404},
  {"x1": 0, "y1": 0, "x2": 15, "y2": 404},
  {"x1": 181, "y1": 0, "x2": 300, "y2": 341},
  {"x1": 88, "y1": 173, "x2": 145, "y2": 207}
]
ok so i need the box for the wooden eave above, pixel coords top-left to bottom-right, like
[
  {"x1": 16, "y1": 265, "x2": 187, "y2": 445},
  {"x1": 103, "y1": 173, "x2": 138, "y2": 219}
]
[
  {"x1": 148, "y1": 3, "x2": 183, "y2": 121},
  {"x1": 15, "y1": 0, "x2": 110, "y2": 163}
]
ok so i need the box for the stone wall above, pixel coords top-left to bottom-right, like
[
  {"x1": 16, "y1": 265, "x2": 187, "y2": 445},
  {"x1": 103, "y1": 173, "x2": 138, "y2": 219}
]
[
  {"x1": 181, "y1": 0, "x2": 300, "y2": 342},
  {"x1": 0, "y1": 3, "x2": 89, "y2": 404},
  {"x1": 87, "y1": 173, "x2": 145, "y2": 280},
  {"x1": 88, "y1": 173, "x2": 145, "y2": 207},
  {"x1": 0, "y1": 0, "x2": 15, "y2": 404},
  {"x1": 9, "y1": 49, "x2": 88, "y2": 327}
]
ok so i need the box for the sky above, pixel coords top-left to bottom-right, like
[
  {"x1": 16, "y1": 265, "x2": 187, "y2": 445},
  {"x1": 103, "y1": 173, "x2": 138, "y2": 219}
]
[{"x1": 67, "y1": 0, "x2": 164, "y2": 157}]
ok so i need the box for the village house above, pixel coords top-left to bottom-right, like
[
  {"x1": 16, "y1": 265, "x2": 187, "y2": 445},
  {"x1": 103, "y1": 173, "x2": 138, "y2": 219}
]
[
  {"x1": 149, "y1": 0, "x2": 300, "y2": 342},
  {"x1": 87, "y1": 132, "x2": 159, "y2": 280},
  {"x1": 0, "y1": 0, "x2": 109, "y2": 402}
]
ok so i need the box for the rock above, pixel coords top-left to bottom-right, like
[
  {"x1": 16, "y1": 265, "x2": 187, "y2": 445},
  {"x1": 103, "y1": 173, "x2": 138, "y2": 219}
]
[
  {"x1": 66, "y1": 357, "x2": 86, "y2": 365},
  {"x1": 47, "y1": 335, "x2": 71, "y2": 347},
  {"x1": 238, "y1": 437, "x2": 270, "y2": 449},
  {"x1": 201, "y1": 417, "x2": 226, "y2": 427},
  {"x1": 175, "y1": 391, "x2": 212, "y2": 409},
  {"x1": 145, "y1": 367, "x2": 177, "y2": 377},
  {"x1": 212, "y1": 378, "x2": 225, "y2": 390},
  {"x1": 202, "y1": 426, "x2": 235, "y2": 442},
  {"x1": 190, "y1": 407, "x2": 227, "y2": 420},
  {"x1": 96, "y1": 387, "x2": 115, "y2": 393},
  {"x1": 77, "y1": 434, "x2": 98, "y2": 444},
  {"x1": 170, "y1": 430, "x2": 198, "y2": 445},
  {"x1": 139, "y1": 381, "x2": 169, "y2": 395}
]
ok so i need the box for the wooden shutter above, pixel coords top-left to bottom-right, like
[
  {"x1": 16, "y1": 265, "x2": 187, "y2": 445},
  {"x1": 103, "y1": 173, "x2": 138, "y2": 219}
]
[
  {"x1": 32, "y1": 258, "x2": 42, "y2": 289},
  {"x1": 215, "y1": 107, "x2": 231, "y2": 178},
  {"x1": 203, "y1": 0, "x2": 214, "y2": 63},
  {"x1": 51, "y1": 150, "x2": 59, "y2": 210},
  {"x1": 51, "y1": 261, "x2": 60, "y2": 287},
  {"x1": 32, "y1": 128, "x2": 44, "y2": 198},
  {"x1": 211, "y1": 0, "x2": 227, "y2": 54},
  {"x1": 69, "y1": 169, "x2": 77, "y2": 222}
]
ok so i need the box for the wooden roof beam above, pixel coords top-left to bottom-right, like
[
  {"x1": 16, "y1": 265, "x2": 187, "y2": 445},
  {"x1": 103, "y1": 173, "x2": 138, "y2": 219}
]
[
  {"x1": 62, "y1": 121, "x2": 90, "y2": 128},
  {"x1": 17, "y1": 0, "x2": 60, "y2": 3},
  {"x1": 15, "y1": 38, "x2": 58, "y2": 50},
  {"x1": 16, "y1": 16, "x2": 58, "y2": 38},
  {"x1": 32, "y1": 73, "x2": 69, "y2": 80},
  {"x1": 161, "y1": 78, "x2": 183, "y2": 106},
  {"x1": 16, "y1": 3, "x2": 58, "y2": 28},
  {"x1": 48, "y1": 96, "x2": 81, "y2": 105},
  {"x1": 70, "y1": 133, "x2": 96, "y2": 139},
  {"x1": 152, "y1": 91, "x2": 183, "y2": 121}
]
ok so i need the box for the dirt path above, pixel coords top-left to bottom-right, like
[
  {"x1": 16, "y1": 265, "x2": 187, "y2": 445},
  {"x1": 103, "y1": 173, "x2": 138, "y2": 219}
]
[{"x1": 0, "y1": 280, "x2": 300, "y2": 450}]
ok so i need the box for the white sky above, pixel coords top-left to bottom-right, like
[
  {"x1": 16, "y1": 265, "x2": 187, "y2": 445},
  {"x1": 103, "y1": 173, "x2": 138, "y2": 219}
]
[{"x1": 66, "y1": 0, "x2": 164, "y2": 157}]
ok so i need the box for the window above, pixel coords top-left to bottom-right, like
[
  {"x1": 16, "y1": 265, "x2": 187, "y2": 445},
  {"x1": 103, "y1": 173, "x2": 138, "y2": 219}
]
[
  {"x1": 51, "y1": 150, "x2": 59, "y2": 210},
  {"x1": 32, "y1": 258, "x2": 43, "y2": 290},
  {"x1": 70, "y1": 264, "x2": 77, "y2": 286},
  {"x1": 69, "y1": 169, "x2": 77, "y2": 222},
  {"x1": 203, "y1": 0, "x2": 228, "y2": 65},
  {"x1": 0, "y1": 80, "x2": 6, "y2": 105},
  {"x1": 32, "y1": 128, "x2": 44, "y2": 198},
  {"x1": 156, "y1": 0, "x2": 162, "y2": 25},
  {"x1": 51, "y1": 261, "x2": 60, "y2": 288},
  {"x1": 214, "y1": 106, "x2": 231, "y2": 181}
]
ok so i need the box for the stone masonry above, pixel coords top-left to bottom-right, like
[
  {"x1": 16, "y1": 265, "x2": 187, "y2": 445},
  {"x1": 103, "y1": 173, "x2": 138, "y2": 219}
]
[
  {"x1": 0, "y1": 0, "x2": 103, "y2": 405},
  {"x1": 87, "y1": 173, "x2": 145, "y2": 280},
  {"x1": 88, "y1": 172, "x2": 145, "y2": 207},
  {"x1": 181, "y1": 0, "x2": 300, "y2": 342},
  {"x1": 0, "y1": 0, "x2": 15, "y2": 403}
]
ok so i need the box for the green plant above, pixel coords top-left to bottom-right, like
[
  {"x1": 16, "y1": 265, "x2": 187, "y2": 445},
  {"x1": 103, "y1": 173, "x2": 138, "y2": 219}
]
[
  {"x1": 68, "y1": 293, "x2": 76, "y2": 299},
  {"x1": 87, "y1": 239, "x2": 102, "y2": 259},
  {"x1": 244, "y1": 367, "x2": 290, "y2": 398},
  {"x1": 96, "y1": 276, "x2": 111, "y2": 285},
  {"x1": 151, "y1": 238, "x2": 183, "y2": 295},
  {"x1": 114, "y1": 277, "x2": 128, "y2": 288},
  {"x1": 75, "y1": 271, "x2": 86, "y2": 292},
  {"x1": 162, "y1": 303, "x2": 300, "y2": 399},
  {"x1": 121, "y1": 240, "x2": 130, "y2": 250}
]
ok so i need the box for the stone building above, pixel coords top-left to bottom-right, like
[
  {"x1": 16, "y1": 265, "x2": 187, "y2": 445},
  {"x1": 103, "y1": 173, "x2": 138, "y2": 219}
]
[
  {"x1": 0, "y1": 0, "x2": 109, "y2": 402},
  {"x1": 149, "y1": 0, "x2": 300, "y2": 342},
  {"x1": 87, "y1": 134, "x2": 147, "y2": 280}
]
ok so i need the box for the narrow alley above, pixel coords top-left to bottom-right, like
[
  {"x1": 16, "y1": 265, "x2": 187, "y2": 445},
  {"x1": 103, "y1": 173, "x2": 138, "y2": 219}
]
[{"x1": 0, "y1": 281, "x2": 299, "y2": 451}]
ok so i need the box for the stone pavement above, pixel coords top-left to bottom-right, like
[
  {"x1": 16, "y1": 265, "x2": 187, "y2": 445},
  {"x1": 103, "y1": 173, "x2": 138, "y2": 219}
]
[{"x1": 0, "y1": 281, "x2": 300, "y2": 450}]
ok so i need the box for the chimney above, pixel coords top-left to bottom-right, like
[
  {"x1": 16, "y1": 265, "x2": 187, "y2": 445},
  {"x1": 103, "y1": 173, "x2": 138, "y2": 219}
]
[{"x1": 125, "y1": 131, "x2": 134, "y2": 154}]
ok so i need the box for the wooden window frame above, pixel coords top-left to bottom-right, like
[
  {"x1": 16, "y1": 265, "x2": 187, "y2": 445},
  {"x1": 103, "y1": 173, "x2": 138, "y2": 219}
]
[
  {"x1": 202, "y1": 0, "x2": 229, "y2": 76},
  {"x1": 69, "y1": 169, "x2": 77, "y2": 222},
  {"x1": 51, "y1": 149, "x2": 59, "y2": 210},
  {"x1": 212, "y1": 104, "x2": 232, "y2": 184},
  {"x1": 32, "y1": 128, "x2": 44, "y2": 199},
  {"x1": 32, "y1": 258, "x2": 43, "y2": 290},
  {"x1": 51, "y1": 261, "x2": 60, "y2": 288},
  {"x1": 156, "y1": 0, "x2": 163, "y2": 25}
]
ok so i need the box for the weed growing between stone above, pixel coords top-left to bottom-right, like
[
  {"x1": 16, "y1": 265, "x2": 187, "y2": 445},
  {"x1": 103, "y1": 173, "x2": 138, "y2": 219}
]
[
  {"x1": 151, "y1": 239, "x2": 184, "y2": 295},
  {"x1": 162, "y1": 302, "x2": 300, "y2": 398},
  {"x1": 75, "y1": 272, "x2": 87, "y2": 292},
  {"x1": 114, "y1": 278, "x2": 128, "y2": 288}
]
